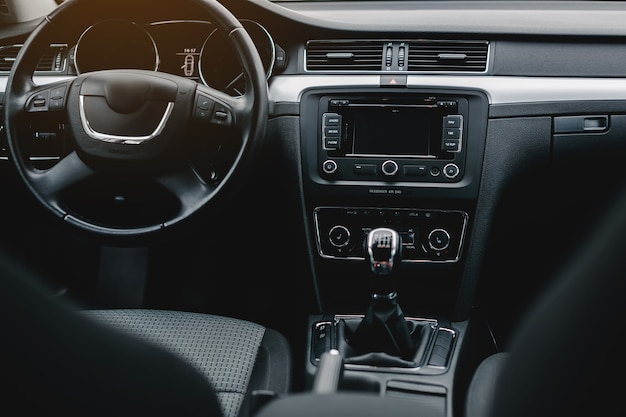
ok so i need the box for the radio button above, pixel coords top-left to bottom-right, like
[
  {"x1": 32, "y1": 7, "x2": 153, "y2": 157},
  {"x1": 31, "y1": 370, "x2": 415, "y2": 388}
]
[
  {"x1": 354, "y1": 163, "x2": 377, "y2": 175},
  {"x1": 404, "y1": 165, "x2": 427, "y2": 176},
  {"x1": 442, "y1": 139, "x2": 461, "y2": 152},
  {"x1": 381, "y1": 160, "x2": 399, "y2": 176},
  {"x1": 324, "y1": 138, "x2": 340, "y2": 149},
  {"x1": 322, "y1": 113, "x2": 342, "y2": 151},
  {"x1": 443, "y1": 128, "x2": 461, "y2": 140},
  {"x1": 323, "y1": 113, "x2": 342, "y2": 125},
  {"x1": 323, "y1": 160, "x2": 338, "y2": 174},
  {"x1": 443, "y1": 115, "x2": 463, "y2": 128}
]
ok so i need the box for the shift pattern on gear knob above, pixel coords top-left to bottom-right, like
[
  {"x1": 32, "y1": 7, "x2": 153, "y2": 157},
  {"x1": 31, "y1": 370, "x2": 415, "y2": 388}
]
[{"x1": 367, "y1": 227, "x2": 401, "y2": 276}]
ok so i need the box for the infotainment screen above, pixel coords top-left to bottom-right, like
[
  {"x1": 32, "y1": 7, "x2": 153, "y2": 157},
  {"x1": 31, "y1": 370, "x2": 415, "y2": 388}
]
[
  {"x1": 351, "y1": 107, "x2": 431, "y2": 156},
  {"x1": 322, "y1": 95, "x2": 459, "y2": 160}
]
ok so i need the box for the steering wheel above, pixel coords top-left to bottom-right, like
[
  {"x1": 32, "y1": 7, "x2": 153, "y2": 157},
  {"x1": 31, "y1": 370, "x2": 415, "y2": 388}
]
[{"x1": 4, "y1": 0, "x2": 268, "y2": 242}]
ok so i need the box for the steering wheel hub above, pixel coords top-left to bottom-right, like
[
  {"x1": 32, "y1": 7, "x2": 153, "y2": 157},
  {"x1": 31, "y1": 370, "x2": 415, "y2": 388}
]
[{"x1": 69, "y1": 70, "x2": 196, "y2": 161}]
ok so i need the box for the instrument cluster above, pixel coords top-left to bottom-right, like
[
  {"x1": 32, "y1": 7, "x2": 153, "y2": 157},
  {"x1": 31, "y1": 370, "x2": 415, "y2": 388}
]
[{"x1": 73, "y1": 19, "x2": 276, "y2": 96}]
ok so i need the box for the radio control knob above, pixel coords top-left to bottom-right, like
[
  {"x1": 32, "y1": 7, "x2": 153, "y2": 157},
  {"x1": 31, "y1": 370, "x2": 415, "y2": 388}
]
[
  {"x1": 443, "y1": 163, "x2": 460, "y2": 179},
  {"x1": 381, "y1": 160, "x2": 399, "y2": 176},
  {"x1": 322, "y1": 160, "x2": 338, "y2": 174},
  {"x1": 329, "y1": 225, "x2": 351, "y2": 248}
]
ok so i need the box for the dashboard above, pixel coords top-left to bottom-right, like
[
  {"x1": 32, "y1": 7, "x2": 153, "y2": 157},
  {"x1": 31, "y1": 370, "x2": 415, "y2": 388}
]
[{"x1": 2, "y1": 0, "x2": 626, "y2": 373}]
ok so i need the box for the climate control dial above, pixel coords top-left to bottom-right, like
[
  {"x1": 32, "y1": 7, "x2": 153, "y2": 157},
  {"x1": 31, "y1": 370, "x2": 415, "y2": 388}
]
[{"x1": 328, "y1": 225, "x2": 351, "y2": 248}]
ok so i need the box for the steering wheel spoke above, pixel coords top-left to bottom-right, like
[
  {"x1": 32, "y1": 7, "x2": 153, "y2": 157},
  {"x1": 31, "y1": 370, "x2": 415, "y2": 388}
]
[
  {"x1": 29, "y1": 151, "x2": 95, "y2": 212},
  {"x1": 154, "y1": 165, "x2": 216, "y2": 220}
]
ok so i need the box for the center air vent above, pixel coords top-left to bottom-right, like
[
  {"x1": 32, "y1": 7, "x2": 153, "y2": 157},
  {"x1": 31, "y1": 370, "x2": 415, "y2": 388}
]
[
  {"x1": 0, "y1": 43, "x2": 68, "y2": 73},
  {"x1": 305, "y1": 39, "x2": 489, "y2": 73},
  {"x1": 306, "y1": 40, "x2": 384, "y2": 71},
  {"x1": 407, "y1": 40, "x2": 489, "y2": 72}
]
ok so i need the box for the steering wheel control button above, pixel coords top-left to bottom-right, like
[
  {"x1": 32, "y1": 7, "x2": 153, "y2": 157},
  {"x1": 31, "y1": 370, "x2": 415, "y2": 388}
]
[
  {"x1": 211, "y1": 103, "x2": 232, "y2": 126},
  {"x1": 443, "y1": 163, "x2": 460, "y2": 179},
  {"x1": 48, "y1": 86, "x2": 67, "y2": 110},
  {"x1": 323, "y1": 160, "x2": 338, "y2": 174},
  {"x1": 27, "y1": 90, "x2": 50, "y2": 112},
  {"x1": 428, "y1": 229, "x2": 451, "y2": 251},
  {"x1": 195, "y1": 94, "x2": 215, "y2": 120},
  {"x1": 329, "y1": 225, "x2": 351, "y2": 248},
  {"x1": 381, "y1": 160, "x2": 399, "y2": 176}
]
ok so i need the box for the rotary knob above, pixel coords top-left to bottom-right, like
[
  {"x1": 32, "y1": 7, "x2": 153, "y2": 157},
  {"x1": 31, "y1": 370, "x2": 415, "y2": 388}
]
[
  {"x1": 329, "y1": 225, "x2": 351, "y2": 248},
  {"x1": 322, "y1": 160, "x2": 338, "y2": 174},
  {"x1": 428, "y1": 228, "x2": 451, "y2": 251},
  {"x1": 381, "y1": 160, "x2": 399, "y2": 176}
]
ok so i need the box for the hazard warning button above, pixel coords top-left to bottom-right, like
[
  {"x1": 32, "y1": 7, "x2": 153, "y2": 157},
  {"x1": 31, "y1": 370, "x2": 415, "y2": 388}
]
[{"x1": 380, "y1": 75, "x2": 407, "y2": 87}]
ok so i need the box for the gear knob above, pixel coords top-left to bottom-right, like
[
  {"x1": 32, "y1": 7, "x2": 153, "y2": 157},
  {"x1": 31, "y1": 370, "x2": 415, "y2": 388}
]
[{"x1": 366, "y1": 227, "x2": 401, "y2": 276}]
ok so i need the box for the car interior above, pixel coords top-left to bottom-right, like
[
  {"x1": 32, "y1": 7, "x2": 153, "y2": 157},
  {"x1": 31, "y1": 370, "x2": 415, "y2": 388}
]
[{"x1": 1, "y1": 0, "x2": 625, "y2": 416}]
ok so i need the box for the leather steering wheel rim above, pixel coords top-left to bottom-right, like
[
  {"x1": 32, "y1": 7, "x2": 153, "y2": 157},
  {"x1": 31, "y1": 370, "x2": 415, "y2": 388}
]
[{"x1": 4, "y1": 0, "x2": 268, "y2": 242}]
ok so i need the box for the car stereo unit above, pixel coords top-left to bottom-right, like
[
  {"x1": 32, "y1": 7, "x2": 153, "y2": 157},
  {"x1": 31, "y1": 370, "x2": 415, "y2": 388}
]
[{"x1": 318, "y1": 94, "x2": 468, "y2": 183}]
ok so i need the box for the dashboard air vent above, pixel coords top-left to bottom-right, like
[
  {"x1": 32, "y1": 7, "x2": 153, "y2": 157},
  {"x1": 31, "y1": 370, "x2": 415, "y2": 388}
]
[
  {"x1": 306, "y1": 40, "x2": 383, "y2": 71},
  {"x1": 407, "y1": 40, "x2": 489, "y2": 72},
  {"x1": 0, "y1": 43, "x2": 68, "y2": 73},
  {"x1": 0, "y1": 44, "x2": 20, "y2": 71}
]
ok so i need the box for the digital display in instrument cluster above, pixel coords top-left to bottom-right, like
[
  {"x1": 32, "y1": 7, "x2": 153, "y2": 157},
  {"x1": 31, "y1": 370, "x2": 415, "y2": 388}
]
[
  {"x1": 148, "y1": 22, "x2": 213, "y2": 82},
  {"x1": 174, "y1": 47, "x2": 201, "y2": 81}
]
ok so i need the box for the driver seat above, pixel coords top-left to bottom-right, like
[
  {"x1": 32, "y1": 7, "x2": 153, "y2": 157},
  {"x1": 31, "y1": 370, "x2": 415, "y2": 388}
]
[{"x1": 0, "y1": 248, "x2": 291, "y2": 417}]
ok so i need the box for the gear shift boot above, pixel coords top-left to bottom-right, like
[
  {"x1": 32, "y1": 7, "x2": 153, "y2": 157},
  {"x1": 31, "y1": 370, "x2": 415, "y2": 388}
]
[
  {"x1": 336, "y1": 315, "x2": 435, "y2": 367},
  {"x1": 346, "y1": 291, "x2": 414, "y2": 357}
]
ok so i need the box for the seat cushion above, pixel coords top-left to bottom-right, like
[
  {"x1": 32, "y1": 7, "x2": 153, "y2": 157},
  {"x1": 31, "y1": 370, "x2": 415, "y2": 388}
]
[{"x1": 84, "y1": 309, "x2": 291, "y2": 417}]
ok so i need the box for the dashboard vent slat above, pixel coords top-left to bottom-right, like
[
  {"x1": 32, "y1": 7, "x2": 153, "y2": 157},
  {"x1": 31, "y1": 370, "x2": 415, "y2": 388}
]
[
  {"x1": 0, "y1": 44, "x2": 20, "y2": 71},
  {"x1": 306, "y1": 40, "x2": 384, "y2": 71},
  {"x1": 0, "y1": 43, "x2": 68, "y2": 73},
  {"x1": 407, "y1": 40, "x2": 489, "y2": 72}
]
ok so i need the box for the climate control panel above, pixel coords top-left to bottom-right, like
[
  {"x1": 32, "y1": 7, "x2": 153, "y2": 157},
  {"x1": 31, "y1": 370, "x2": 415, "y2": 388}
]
[{"x1": 313, "y1": 207, "x2": 468, "y2": 263}]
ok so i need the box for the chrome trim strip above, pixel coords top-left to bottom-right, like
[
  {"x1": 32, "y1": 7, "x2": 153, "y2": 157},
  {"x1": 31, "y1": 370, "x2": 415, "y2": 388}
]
[
  {"x1": 2, "y1": 75, "x2": 626, "y2": 107},
  {"x1": 269, "y1": 74, "x2": 626, "y2": 104},
  {"x1": 78, "y1": 96, "x2": 174, "y2": 144},
  {"x1": 0, "y1": 74, "x2": 624, "y2": 107}
]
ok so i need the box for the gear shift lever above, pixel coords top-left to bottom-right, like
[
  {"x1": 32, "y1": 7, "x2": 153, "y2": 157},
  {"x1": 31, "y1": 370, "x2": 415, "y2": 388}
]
[
  {"x1": 344, "y1": 227, "x2": 415, "y2": 359},
  {"x1": 367, "y1": 227, "x2": 401, "y2": 293}
]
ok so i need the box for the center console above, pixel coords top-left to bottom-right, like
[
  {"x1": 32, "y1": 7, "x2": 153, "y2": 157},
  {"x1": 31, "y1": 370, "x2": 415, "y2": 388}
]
[{"x1": 299, "y1": 86, "x2": 489, "y2": 416}]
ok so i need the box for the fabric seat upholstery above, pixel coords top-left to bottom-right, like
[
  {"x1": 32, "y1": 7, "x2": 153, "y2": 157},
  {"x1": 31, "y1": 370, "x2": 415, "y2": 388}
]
[
  {"x1": 0, "y1": 246, "x2": 291, "y2": 417},
  {"x1": 84, "y1": 309, "x2": 290, "y2": 417}
]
